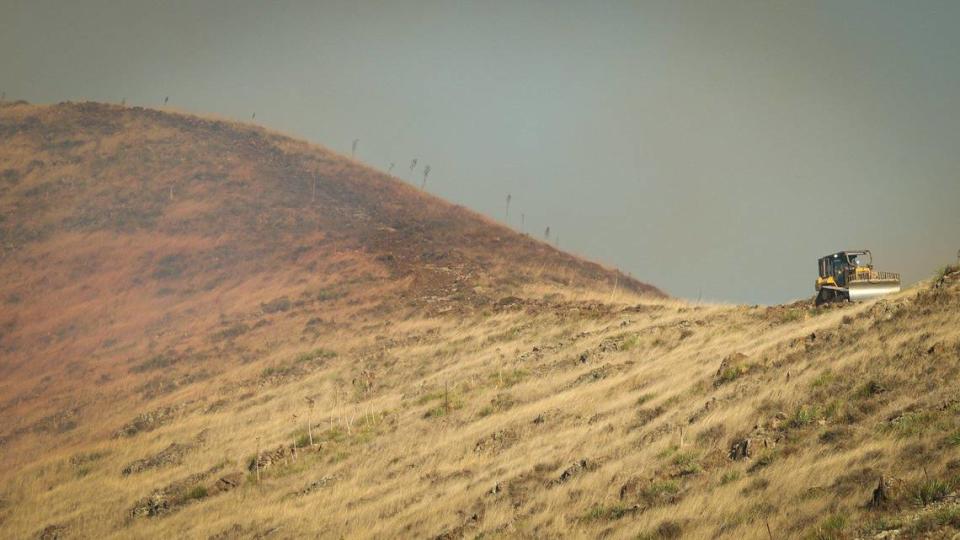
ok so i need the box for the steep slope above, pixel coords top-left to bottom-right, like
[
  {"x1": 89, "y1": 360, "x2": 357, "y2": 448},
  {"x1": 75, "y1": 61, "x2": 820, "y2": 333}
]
[
  {"x1": 0, "y1": 100, "x2": 660, "y2": 445},
  {"x1": 2, "y1": 102, "x2": 960, "y2": 540}
]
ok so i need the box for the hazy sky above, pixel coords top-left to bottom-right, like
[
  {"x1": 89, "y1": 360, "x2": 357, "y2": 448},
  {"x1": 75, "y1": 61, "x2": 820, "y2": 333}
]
[{"x1": 4, "y1": 0, "x2": 959, "y2": 303}]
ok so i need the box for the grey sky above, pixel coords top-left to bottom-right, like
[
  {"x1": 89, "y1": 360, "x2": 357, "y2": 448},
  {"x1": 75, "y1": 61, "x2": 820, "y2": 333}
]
[{"x1": 3, "y1": 0, "x2": 959, "y2": 304}]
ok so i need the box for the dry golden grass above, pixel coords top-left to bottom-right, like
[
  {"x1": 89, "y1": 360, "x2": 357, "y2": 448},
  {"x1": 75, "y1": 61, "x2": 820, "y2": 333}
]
[{"x1": 1, "y1": 102, "x2": 959, "y2": 539}]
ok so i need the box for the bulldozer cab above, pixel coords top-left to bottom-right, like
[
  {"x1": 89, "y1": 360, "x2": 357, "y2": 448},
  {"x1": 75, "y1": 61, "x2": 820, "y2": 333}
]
[{"x1": 818, "y1": 250, "x2": 872, "y2": 286}]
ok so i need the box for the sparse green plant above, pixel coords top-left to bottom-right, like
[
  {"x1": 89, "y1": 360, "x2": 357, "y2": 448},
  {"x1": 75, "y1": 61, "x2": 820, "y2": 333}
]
[
  {"x1": 883, "y1": 410, "x2": 939, "y2": 438},
  {"x1": 947, "y1": 431, "x2": 960, "y2": 447},
  {"x1": 906, "y1": 505, "x2": 960, "y2": 534},
  {"x1": 490, "y1": 368, "x2": 527, "y2": 388},
  {"x1": 810, "y1": 370, "x2": 834, "y2": 388},
  {"x1": 641, "y1": 480, "x2": 680, "y2": 502},
  {"x1": 184, "y1": 485, "x2": 208, "y2": 501},
  {"x1": 671, "y1": 451, "x2": 701, "y2": 475},
  {"x1": 748, "y1": 450, "x2": 777, "y2": 472},
  {"x1": 717, "y1": 366, "x2": 744, "y2": 384},
  {"x1": 582, "y1": 503, "x2": 631, "y2": 521},
  {"x1": 808, "y1": 514, "x2": 846, "y2": 540},
  {"x1": 719, "y1": 470, "x2": 741, "y2": 485},
  {"x1": 656, "y1": 445, "x2": 678, "y2": 460},
  {"x1": 910, "y1": 478, "x2": 950, "y2": 506},
  {"x1": 789, "y1": 405, "x2": 821, "y2": 428},
  {"x1": 855, "y1": 379, "x2": 886, "y2": 398}
]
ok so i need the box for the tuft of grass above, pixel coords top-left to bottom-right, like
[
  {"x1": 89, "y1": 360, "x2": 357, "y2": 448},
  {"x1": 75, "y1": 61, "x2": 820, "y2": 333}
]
[
  {"x1": 789, "y1": 405, "x2": 821, "y2": 428},
  {"x1": 671, "y1": 451, "x2": 701, "y2": 476},
  {"x1": 582, "y1": 503, "x2": 632, "y2": 521},
  {"x1": 716, "y1": 366, "x2": 743, "y2": 385},
  {"x1": 748, "y1": 450, "x2": 777, "y2": 473},
  {"x1": 621, "y1": 334, "x2": 640, "y2": 350},
  {"x1": 777, "y1": 309, "x2": 805, "y2": 324},
  {"x1": 855, "y1": 379, "x2": 886, "y2": 399},
  {"x1": 907, "y1": 505, "x2": 960, "y2": 534},
  {"x1": 719, "y1": 470, "x2": 742, "y2": 485},
  {"x1": 637, "y1": 520, "x2": 683, "y2": 539},
  {"x1": 260, "y1": 296, "x2": 292, "y2": 313},
  {"x1": 910, "y1": 478, "x2": 950, "y2": 506},
  {"x1": 810, "y1": 370, "x2": 835, "y2": 388},
  {"x1": 883, "y1": 410, "x2": 940, "y2": 438},
  {"x1": 947, "y1": 431, "x2": 960, "y2": 447},
  {"x1": 184, "y1": 485, "x2": 208, "y2": 501},
  {"x1": 294, "y1": 348, "x2": 337, "y2": 364},
  {"x1": 490, "y1": 368, "x2": 528, "y2": 388},
  {"x1": 641, "y1": 480, "x2": 680, "y2": 502},
  {"x1": 807, "y1": 514, "x2": 846, "y2": 540}
]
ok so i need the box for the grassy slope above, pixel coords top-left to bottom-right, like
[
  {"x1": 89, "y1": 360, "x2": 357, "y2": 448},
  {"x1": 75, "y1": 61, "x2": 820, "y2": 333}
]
[{"x1": 1, "y1": 102, "x2": 959, "y2": 539}]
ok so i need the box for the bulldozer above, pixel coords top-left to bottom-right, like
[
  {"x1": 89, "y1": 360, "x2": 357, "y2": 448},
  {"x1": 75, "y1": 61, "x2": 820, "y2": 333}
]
[{"x1": 815, "y1": 250, "x2": 900, "y2": 305}]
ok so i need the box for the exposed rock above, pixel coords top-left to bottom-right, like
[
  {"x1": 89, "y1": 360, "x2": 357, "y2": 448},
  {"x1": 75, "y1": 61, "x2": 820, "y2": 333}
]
[
  {"x1": 210, "y1": 472, "x2": 245, "y2": 495},
  {"x1": 114, "y1": 404, "x2": 187, "y2": 438},
  {"x1": 248, "y1": 444, "x2": 298, "y2": 473},
  {"x1": 729, "y1": 438, "x2": 752, "y2": 460},
  {"x1": 473, "y1": 429, "x2": 517, "y2": 454},
  {"x1": 555, "y1": 459, "x2": 591, "y2": 484},
  {"x1": 129, "y1": 465, "x2": 229, "y2": 518},
  {"x1": 293, "y1": 475, "x2": 337, "y2": 497},
  {"x1": 122, "y1": 442, "x2": 194, "y2": 475},
  {"x1": 870, "y1": 476, "x2": 890, "y2": 509}
]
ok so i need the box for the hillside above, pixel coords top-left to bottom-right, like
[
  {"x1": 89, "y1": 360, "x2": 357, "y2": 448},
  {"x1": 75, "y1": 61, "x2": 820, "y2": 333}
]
[
  {"x1": 0, "y1": 100, "x2": 659, "y2": 439},
  {"x1": 1, "y1": 101, "x2": 960, "y2": 540}
]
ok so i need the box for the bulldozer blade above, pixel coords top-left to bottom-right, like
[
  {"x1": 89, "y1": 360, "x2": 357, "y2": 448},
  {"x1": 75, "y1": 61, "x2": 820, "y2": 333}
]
[{"x1": 847, "y1": 280, "x2": 901, "y2": 302}]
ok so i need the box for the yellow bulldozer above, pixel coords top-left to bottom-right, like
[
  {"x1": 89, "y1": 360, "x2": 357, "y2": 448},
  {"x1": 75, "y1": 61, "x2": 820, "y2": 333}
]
[{"x1": 815, "y1": 250, "x2": 900, "y2": 305}]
